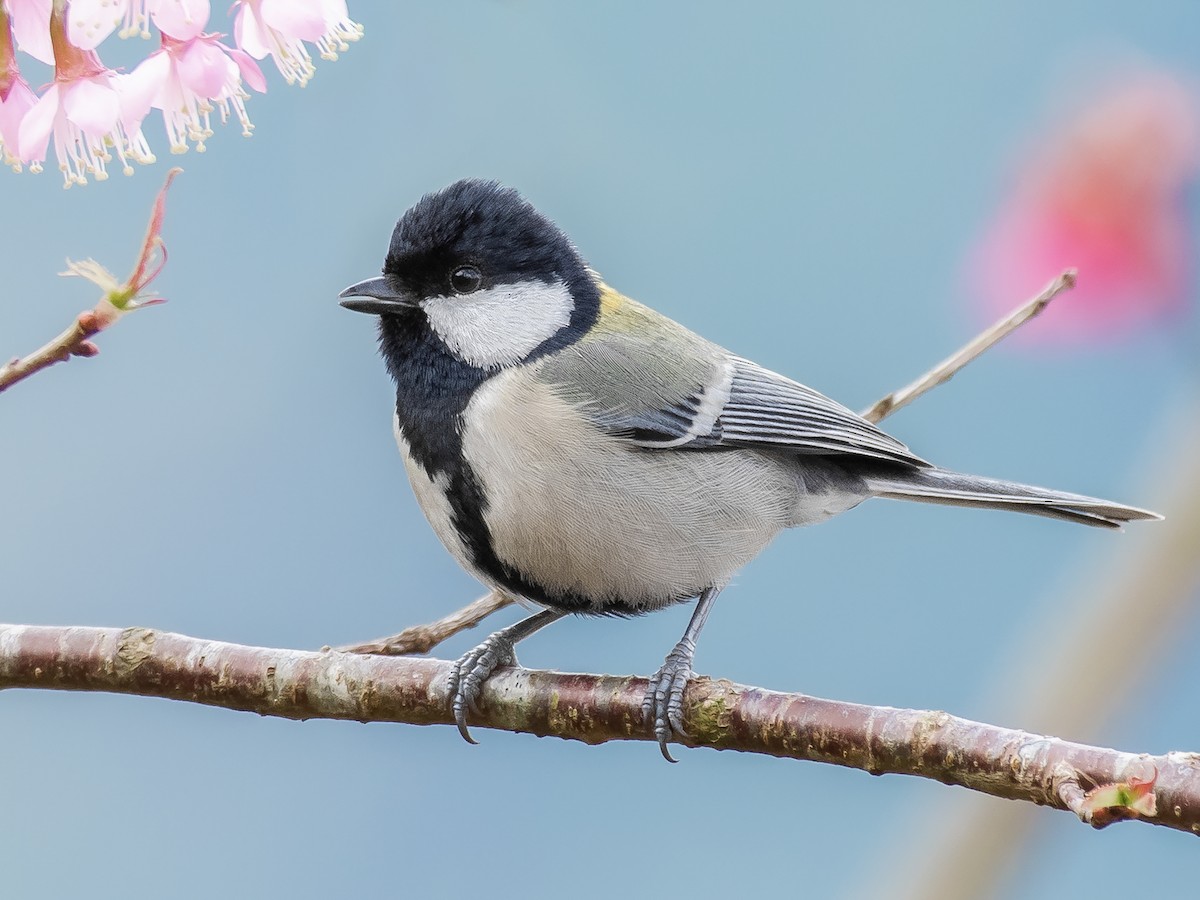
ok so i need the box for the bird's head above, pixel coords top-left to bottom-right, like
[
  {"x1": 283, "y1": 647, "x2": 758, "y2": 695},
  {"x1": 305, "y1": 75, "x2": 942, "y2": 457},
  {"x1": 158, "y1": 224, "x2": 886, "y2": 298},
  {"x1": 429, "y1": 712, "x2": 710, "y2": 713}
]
[{"x1": 340, "y1": 179, "x2": 599, "y2": 370}]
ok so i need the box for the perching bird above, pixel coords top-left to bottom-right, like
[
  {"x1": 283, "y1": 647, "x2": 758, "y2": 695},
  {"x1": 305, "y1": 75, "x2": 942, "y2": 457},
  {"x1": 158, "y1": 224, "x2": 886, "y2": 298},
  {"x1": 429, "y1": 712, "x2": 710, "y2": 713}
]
[{"x1": 339, "y1": 179, "x2": 1159, "y2": 760}]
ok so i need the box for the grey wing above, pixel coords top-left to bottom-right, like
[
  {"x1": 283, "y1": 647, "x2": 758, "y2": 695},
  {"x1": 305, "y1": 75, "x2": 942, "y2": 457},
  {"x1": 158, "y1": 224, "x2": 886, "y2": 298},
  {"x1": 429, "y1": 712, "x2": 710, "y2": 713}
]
[
  {"x1": 536, "y1": 312, "x2": 928, "y2": 468},
  {"x1": 536, "y1": 315, "x2": 733, "y2": 448},
  {"x1": 713, "y1": 357, "x2": 930, "y2": 467}
]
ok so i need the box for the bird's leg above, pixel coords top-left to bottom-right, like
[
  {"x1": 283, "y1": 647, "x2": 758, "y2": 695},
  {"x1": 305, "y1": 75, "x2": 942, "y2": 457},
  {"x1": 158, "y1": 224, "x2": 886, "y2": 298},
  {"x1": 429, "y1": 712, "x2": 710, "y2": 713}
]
[
  {"x1": 642, "y1": 585, "x2": 722, "y2": 763},
  {"x1": 448, "y1": 608, "x2": 564, "y2": 744}
]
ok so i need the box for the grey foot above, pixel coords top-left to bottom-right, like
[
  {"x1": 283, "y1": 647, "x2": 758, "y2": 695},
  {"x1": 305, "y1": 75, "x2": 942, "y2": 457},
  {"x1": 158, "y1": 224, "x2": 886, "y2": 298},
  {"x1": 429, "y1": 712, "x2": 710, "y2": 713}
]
[
  {"x1": 642, "y1": 640, "x2": 696, "y2": 763},
  {"x1": 447, "y1": 632, "x2": 518, "y2": 744}
]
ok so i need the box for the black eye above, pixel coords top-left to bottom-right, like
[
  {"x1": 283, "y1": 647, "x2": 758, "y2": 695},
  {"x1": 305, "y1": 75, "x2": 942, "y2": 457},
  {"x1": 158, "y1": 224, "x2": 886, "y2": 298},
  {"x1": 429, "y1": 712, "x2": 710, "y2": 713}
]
[{"x1": 450, "y1": 265, "x2": 482, "y2": 294}]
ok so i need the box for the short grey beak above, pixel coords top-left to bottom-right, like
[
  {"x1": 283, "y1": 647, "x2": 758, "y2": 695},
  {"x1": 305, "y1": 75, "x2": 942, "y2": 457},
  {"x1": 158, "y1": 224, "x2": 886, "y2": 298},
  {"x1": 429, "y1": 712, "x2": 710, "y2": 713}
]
[{"x1": 338, "y1": 276, "x2": 416, "y2": 315}]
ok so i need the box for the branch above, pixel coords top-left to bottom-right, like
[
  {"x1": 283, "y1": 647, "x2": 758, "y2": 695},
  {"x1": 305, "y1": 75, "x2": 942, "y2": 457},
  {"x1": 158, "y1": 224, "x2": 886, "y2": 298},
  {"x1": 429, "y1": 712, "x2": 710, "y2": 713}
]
[
  {"x1": 1, "y1": 623, "x2": 1195, "y2": 835},
  {"x1": 0, "y1": 311, "x2": 105, "y2": 392},
  {"x1": 859, "y1": 269, "x2": 1076, "y2": 423},
  {"x1": 0, "y1": 168, "x2": 181, "y2": 395},
  {"x1": 350, "y1": 271, "x2": 1080, "y2": 657}
]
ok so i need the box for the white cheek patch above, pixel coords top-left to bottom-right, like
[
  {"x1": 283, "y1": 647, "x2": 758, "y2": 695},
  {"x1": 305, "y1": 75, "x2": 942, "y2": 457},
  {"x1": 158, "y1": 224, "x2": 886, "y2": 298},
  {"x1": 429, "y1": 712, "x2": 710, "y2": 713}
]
[{"x1": 423, "y1": 279, "x2": 574, "y2": 369}]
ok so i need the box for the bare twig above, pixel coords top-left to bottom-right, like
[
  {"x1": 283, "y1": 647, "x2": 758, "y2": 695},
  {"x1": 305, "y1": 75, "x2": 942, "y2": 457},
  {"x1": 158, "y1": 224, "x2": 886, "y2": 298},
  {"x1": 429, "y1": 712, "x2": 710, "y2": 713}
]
[
  {"x1": 1, "y1": 623, "x2": 1196, "y2": 835},
  {"x1": 859, "y1": 270, "x2": 1077, "y2": 424},
  {"x1": 0, "y1": 312, "x2": 105, "y2": 393},
  {"x1": 0, "y1": 168, "x2": 181, "y2": 395},
  {"x1": 348, "y1": 270, "x2": 1079, "y2": 657},
  {"x1": 336, "y1": 591, "x2": 512, "y2": 655}
]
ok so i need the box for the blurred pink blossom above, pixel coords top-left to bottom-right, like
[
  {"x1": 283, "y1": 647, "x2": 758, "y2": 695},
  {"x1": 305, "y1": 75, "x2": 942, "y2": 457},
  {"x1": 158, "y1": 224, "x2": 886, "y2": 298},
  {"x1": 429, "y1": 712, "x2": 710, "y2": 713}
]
[
  {"x1": 973, "y1": 72, "x2": 1200, "y2": 343},
  {"x1": 123, "y1": 32, "x2": 266, "y2": 153},
  {"x1": 233, "y1": 0, "x2": 361, "y2": 87},
  {"x1": 17, "y1": 8, "x2": 155, "y2": 186}
]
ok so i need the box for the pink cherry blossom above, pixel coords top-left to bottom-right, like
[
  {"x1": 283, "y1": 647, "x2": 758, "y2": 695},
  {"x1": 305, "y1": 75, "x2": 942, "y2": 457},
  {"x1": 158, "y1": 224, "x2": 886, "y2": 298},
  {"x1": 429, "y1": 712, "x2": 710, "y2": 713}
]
[
  {"x1": 0, "y1": 0, "x2": 361, "y2": 183},
  {"x1": 233, "y1": 0, "x2": 360, "y2": 87},
  {"x1": 18, "y1": 8, "x2": 155, "y2": 186},
  {"x1": 123, "y1": 32, "x2": 266, "y2": 153},
  {"x1": 973, "y1": 71, "x2": 1200, "y2": 343}
]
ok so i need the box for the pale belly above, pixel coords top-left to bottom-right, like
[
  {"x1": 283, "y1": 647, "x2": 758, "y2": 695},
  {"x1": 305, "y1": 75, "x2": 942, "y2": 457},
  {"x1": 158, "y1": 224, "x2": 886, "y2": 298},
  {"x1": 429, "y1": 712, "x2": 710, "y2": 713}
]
[
  {"x1": 449, "y1": 372, "x2": 854, "y2": 613},
  {"x1": 393, "y1": 367, "x2": 868, "y2": 614}
]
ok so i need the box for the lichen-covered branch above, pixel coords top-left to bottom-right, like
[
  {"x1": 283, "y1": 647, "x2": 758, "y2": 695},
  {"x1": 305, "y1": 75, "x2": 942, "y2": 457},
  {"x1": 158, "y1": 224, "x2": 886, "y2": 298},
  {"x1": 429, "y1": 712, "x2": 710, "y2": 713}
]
[{"x1": 1, "y1": 622, "x2": 1196, "y2": 836}]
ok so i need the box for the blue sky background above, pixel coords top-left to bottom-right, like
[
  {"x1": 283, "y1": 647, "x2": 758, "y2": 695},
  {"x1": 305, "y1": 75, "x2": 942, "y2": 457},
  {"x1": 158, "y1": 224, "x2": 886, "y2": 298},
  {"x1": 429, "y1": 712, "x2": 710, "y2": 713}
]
[{"x1": 2, "y1": 3, "x2": 1198, "y2": 897}]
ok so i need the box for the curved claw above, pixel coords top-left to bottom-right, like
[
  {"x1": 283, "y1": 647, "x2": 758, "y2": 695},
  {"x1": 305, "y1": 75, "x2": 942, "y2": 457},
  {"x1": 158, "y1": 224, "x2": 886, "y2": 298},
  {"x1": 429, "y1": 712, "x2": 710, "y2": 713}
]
[
  {"x1": 658, "y1": 732, "x2": 679, "y2": 764},
  {"x1": 447, "y1": 656, "x2": 480, "y2": 744},
  {"x1": 447, "y1": 632, "x2": 517, "y2": 745},
  {"x1": 443, "y1": 609, "x2": 565, "y2": 745},
  {"x1": 643, "y1": 648, "x2": 695, "y2": 763},
  {"x1": 455, "y1": 707, "x2": 478, "y2": 744}
]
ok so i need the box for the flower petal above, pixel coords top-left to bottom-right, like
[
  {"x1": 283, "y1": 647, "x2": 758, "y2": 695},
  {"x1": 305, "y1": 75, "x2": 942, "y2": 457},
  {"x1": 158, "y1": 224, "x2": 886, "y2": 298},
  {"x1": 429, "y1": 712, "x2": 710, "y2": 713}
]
[
  {"x1": 67, "y1": 0, "x2": 127, "y2": 51},
  {"x1": 227, "y1": 47, "x2": 267, "y2": 93},
  {"x1": 17, "y1": 82, "x2": 59, "y2": 162},
  {"x1": 261, "y1": 0, "x2": 326, "y2": 41},
  {"x1": 0, "y1": 77, "x2": 37, "y2": 157},
  {"x1": 62, "y1": 77, "x2": 120, "y2": 136},
  {"x1": 176, "y1": 38, "x2": 232, "y2": 99},
  {"x1": 8, "y1": 0, "x2": 53, "y2": 65},
  {"x1": 233, "y1": 2, "x2": 270, "y2": 59},
  {"x1": 151, "y1": 0, "x2": 210, "y2": 42},
  {"x1": 117, "y1": 52, "x2": 171, "y2": 131}
]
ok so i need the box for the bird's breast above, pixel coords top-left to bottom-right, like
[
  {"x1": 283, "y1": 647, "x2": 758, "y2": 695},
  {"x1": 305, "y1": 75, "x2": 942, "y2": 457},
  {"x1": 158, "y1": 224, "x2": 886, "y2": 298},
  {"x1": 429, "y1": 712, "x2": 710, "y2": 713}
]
[{"x1": 458, "y1": 368, "x2": 805, "y2": 613}]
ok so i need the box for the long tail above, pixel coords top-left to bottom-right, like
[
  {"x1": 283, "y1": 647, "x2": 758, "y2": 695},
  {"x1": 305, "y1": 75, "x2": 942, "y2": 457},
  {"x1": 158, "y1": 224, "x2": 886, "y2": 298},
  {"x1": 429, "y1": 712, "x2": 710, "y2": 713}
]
[{"x1": 862, "y1": 467, "x2": 1161, "y2": 529}]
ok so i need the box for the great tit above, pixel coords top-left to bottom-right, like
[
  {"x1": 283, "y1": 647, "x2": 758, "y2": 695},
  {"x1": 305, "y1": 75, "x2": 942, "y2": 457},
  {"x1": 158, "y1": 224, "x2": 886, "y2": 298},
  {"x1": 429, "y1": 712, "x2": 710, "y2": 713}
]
[{"x1": 340, "y1": 178, "x2": 1159, "y2": 761}]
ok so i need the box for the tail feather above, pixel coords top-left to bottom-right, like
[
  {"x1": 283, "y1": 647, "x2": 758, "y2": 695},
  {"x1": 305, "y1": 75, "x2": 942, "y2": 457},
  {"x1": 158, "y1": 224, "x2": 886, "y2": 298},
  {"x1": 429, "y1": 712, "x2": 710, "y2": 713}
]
[{"x1": 863, "y1": 468, "x2": 1161, "y2": 530}]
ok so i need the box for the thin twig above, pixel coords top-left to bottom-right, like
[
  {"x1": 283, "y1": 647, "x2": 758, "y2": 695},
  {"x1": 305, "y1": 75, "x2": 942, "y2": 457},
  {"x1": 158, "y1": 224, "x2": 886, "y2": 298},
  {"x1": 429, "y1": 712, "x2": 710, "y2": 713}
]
[
  {"x1": 336, "y1": 591, "x2": 512, "y2": 655},
  {"x1": 859, "y1": 270, "x2": 1077, "y2": 424},
  {"x1": 1, "y1": 623, "x2": 1196, "y2": 835},
  {"x1": 0, "y1": 168, "x2": 180, "y2": 395},
  {"x1": 0, "y1": 313, "x2": 103, "y2": 393},
  {"x1": 348, "y1": 270, "x2": 1079, "y2": 657}
]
